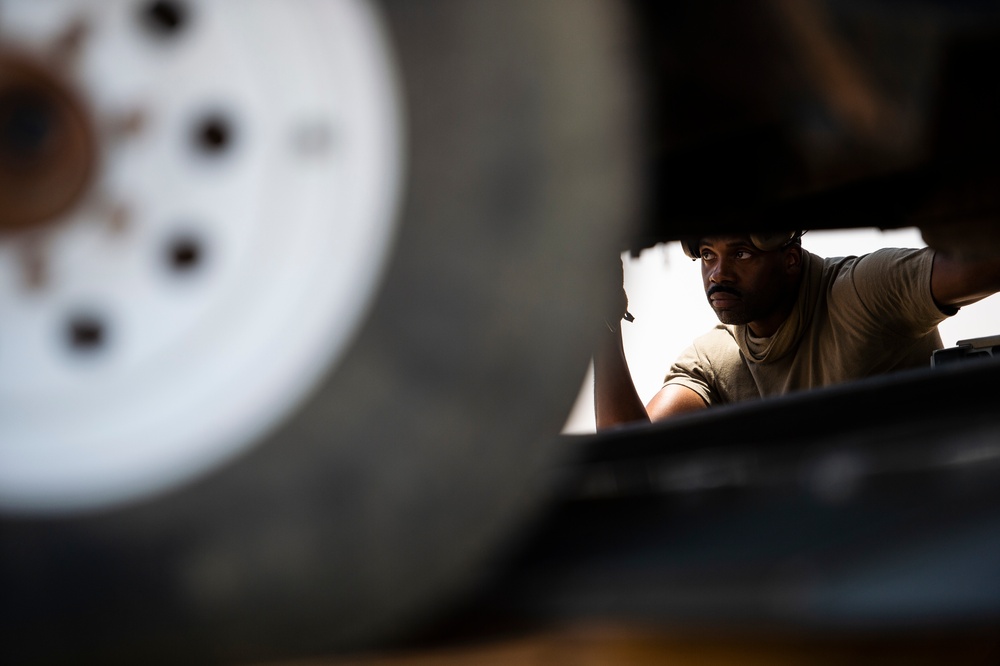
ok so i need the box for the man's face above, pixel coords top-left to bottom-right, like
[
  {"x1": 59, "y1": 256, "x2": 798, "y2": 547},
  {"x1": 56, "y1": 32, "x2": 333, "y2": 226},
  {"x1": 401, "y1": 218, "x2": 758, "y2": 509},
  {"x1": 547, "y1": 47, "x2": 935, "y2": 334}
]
[{"x1": 697, "y1": 235, "x2": 797, "y2": 329}]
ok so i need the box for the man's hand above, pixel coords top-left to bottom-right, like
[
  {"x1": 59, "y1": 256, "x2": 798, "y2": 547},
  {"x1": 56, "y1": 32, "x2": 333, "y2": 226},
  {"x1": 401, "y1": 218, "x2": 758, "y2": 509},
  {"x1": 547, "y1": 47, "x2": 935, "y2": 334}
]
[{"x1": 605, "y1": 255, "x2": 633, "y2": 332}]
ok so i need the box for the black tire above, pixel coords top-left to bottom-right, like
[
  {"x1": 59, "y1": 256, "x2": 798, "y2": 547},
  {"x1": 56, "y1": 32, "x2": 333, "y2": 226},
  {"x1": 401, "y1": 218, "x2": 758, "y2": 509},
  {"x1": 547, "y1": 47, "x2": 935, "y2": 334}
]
[{"x1": 0, "y1": 1, "x2": 642, "y2": 664}]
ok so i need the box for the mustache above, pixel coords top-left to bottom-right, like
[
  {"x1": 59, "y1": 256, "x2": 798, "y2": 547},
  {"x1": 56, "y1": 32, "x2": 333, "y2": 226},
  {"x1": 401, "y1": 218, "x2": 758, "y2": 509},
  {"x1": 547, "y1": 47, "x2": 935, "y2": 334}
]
[{"x1": 707, "y1": 285, "x2": 742, "y2": 298}]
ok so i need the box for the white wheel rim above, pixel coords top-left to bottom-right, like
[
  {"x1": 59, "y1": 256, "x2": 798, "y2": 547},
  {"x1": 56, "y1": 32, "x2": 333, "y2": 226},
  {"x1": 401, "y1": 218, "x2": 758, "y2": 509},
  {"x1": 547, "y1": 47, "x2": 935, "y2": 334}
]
[{"x1": 0, "y1": 0, "x2": 405, "y2": 514}]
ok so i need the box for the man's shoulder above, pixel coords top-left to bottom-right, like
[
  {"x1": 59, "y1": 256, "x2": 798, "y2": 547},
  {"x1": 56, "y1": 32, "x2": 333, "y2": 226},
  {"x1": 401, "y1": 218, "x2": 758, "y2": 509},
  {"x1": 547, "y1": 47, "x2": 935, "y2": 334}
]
[
  {"x1": 817, "y1": 246, "x2": 932, "y2": 269},
  {"x1": 812, "y1": 247, "x2": 933, "y2": 285},
  {"x1": 693, "y1": 323, "x2": 737, "y2": 342},
  {"x1": 690, "y1": 324, "x2": 741, "y2": 356},
  {"x1": 670, "y1": 324, "x2": 757, "y2": 405}
]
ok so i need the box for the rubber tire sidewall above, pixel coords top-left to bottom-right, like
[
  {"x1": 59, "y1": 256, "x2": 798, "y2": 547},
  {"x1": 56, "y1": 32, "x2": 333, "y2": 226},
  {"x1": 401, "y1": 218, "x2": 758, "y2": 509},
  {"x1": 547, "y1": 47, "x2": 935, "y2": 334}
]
[{"x1": 0, "y1": 2, "x2": 642, "y2": 663}]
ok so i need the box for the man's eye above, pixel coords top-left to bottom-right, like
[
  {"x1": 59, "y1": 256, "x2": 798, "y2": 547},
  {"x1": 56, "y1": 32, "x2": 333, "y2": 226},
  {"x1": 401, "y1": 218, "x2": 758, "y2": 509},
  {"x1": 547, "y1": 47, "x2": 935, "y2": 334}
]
[
  {"x1": 735, "y1": 250, "x2": 750, "y2": 259},
  {"x1": 700, "y1": 251, "x2": 713, "y2": 261}
]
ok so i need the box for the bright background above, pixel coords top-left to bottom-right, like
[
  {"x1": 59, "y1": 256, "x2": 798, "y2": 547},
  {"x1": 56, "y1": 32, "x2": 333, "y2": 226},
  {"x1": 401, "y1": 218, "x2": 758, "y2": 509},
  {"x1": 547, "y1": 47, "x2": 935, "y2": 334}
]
[{"x1": 563, "y1": 227, "x2": 1000, "y2": 434}]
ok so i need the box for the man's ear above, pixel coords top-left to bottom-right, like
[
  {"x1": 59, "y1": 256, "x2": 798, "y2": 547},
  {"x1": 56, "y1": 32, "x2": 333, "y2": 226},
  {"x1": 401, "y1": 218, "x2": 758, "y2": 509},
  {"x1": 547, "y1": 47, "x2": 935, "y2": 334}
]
[{"x1": 784, "y1": 245, "x2": 802, "y2": 274}]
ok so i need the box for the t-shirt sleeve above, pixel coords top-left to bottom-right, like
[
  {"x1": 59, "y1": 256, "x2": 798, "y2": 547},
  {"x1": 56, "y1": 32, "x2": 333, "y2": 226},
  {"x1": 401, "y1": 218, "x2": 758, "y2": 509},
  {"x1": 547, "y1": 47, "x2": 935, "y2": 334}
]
[
  {"x1": 663, "y1": 342, "x2": 715, "y2": 407},
  {"x1": 661, "y1": 325, "x2": 752, "y2": 407},
  {"x1": 844, "y1": 247, "x2": 953, "y2": 338}
]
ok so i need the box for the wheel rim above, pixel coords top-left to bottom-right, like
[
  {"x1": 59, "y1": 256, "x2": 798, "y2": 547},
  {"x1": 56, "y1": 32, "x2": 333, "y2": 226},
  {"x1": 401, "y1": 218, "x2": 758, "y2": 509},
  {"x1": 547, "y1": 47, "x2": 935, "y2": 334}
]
[{"x1": 0, "y1": 0, "x2": 404, "y2": 513}]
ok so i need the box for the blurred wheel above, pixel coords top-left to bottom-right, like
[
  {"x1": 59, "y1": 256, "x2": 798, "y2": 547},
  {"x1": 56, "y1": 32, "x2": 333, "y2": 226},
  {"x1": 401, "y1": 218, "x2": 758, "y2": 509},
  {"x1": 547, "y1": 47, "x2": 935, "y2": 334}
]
[{"x1": 0, "y1": 0, "x2": 641, "y2": 663}]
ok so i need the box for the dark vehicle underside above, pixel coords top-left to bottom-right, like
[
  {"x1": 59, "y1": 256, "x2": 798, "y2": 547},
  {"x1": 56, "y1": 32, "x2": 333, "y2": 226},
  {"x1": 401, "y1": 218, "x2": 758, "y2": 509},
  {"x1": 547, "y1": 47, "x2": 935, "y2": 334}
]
[{"x1": 430, "y1": 0, "x2": 1000, "y2": 659}]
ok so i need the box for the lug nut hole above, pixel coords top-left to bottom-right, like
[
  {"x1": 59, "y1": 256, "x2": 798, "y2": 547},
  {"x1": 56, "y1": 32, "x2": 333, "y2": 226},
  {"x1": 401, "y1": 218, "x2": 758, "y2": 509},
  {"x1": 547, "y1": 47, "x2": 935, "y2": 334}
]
[
  {"x1": 193, "y1": 113, "x2": 233, "y2": 155},
  {"x1": 66, "y1": 314, "x2": 106, "y2": 353},
  {"x1": 140, "y1": 1, "x2": 189, "y2": 38},
  {"x1": 166, "y1": 234, "x2": 203, "y2": 273}
]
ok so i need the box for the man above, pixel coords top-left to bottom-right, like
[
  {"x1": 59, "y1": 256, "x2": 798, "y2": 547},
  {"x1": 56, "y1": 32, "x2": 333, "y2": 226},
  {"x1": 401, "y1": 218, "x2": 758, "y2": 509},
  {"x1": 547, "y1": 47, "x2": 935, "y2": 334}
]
[{"x1": 595, "y1": 231, "x2": 1000, "y2": 429}]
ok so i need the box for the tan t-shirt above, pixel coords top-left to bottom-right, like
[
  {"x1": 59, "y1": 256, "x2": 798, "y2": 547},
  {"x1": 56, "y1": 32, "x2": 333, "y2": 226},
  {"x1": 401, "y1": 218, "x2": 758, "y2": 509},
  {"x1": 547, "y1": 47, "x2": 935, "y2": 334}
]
[{"x1": 663, "y1": 247, "x2": 953, "y2": 406}]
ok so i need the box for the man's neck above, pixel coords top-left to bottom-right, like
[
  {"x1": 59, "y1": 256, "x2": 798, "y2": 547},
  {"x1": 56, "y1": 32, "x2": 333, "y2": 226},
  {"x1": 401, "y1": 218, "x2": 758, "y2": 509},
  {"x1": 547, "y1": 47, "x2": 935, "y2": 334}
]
[
  {"x1": 747, "y1": 310, "x2": 789, "y2": 338},
  {"x1": 748, "y1": 285, "x2": 801, "y2": 337}
]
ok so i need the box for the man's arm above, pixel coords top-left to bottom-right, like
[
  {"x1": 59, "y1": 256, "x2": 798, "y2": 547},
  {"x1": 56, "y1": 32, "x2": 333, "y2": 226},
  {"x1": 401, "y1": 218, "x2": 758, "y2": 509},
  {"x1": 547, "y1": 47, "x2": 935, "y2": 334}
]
[
  {"x1": 593, "y1": 326, "x2": 708, "y2": 429},
  {"x1": 593, "y1": 257, "x2": 709, "y2": 430},
  {"x1": 646, "y1": 382, "x2": 708, "y2": 421},
  {"x1": 593, "y1": 257, "x2": 650, "y2": 429},
  {"x1": 931, "y1": 252, "x2": 1000, "y2": 309},
  {"x1": 593, "y1": 325, "x2": 650, "y2": 429}
]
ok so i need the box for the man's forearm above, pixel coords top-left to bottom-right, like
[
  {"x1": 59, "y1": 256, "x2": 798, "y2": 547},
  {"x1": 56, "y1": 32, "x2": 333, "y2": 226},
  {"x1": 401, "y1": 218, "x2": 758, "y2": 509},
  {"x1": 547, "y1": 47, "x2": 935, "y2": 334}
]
[{"x1": 593, "y1": 326, "x2": 650, "y2": 429}]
